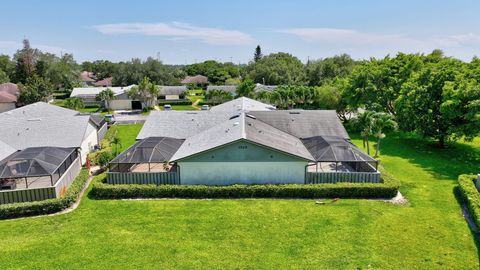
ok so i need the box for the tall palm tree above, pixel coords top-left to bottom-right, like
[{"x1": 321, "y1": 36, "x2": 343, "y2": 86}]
[
  {"x1": 372, "y1": 112, "x2": 397, "y2": 157},
  {"x1": 355, "y1": 110, "x2": 375, "y2": 155},
  {"x1": 96, "y1": 88, "x2": 116, "y2": 111}
]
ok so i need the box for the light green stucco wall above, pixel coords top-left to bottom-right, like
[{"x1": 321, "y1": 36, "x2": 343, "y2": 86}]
[{"x1": 177, "y1": 140, "x2": 308, "y2": 185}]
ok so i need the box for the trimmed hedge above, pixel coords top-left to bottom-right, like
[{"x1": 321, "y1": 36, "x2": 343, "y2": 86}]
[
  {"x1": 0, "y1": 169, "x2": 90, "y2": 220},
  {"x1": 458, "y1": 174, "x2": 480, "y2": 228},
  {"x1": 90, "y1": 169, "x2": 399, "y2": 199},
  {"x1": 157, "y1": 100, "x2": 192, "y2": 105}
]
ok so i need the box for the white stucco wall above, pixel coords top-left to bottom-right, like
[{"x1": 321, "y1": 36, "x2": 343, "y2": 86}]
[
  {"x1": 109, "y1": 100, "x2": 132, "y2": 110},
  {"x1": 178, "y1": 161, "x2": 307, "y2": 185},
  {"x1": 0, "y1": 102, "x2": 16, "y2": 113},
  {"x1": 79, "y1": 122, "x2": 98, "y2": 164},
  {"x1": 165, "y1": 95, "x2": 180, "y2": 100}
]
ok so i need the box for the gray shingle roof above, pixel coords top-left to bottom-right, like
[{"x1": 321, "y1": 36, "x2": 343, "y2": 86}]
[
  {"x1": 159, "y1": 86, "x2": 187, "y2": 96},
  {"x1": 250, "y1": 110, "x2": 350, "y2": 139},
  {"x1": 170, "y1": 114, "x2": 313, "y2": 161},
  {"x1": 0, "y1": 102, "x2": 94, "y2": 150},
  {"x1": 207, "y1": 85, "x2": 237, "y2": 93},
  {"x1": 209, "y1": 97, "x2": 276, "y2": 112},
  {"x1": 111, "y1": 137, "x2": 184, "y2": 164},
  {"x1": 137, "y1": 111, "x2": 232, "y2": 140}
]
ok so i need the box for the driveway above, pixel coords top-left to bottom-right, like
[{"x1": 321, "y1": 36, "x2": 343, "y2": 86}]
[{"x1": 113, "y1": 110, "x2": 148, "y2": 124}]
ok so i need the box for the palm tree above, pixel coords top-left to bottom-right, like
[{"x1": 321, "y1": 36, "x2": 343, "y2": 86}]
[
  {"x1": 354, "y1": 110, "x2": 375, "y2": 155},
  {"x1": 96, "y1": 88, "x2": 116, "y2": 111},
  {"x1": 111, "y1": 136, "x2": 122, "y2": 155},
  {"x1": 64, "y1": 97, "x2": 84, "y2": 111},
  {"x1": 372, "y1": 112, "x2": 397, "y2": 157},
  {"x1": 128, "y1": 77, "x2": 159, "y2": 109}
]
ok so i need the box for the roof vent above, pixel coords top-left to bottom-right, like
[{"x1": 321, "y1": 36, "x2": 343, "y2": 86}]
[
  {"x1": 233, "y1": 122, "x2": 240, "y2": 126},
  {"x1": 229, "y1": 114, "x2": 240, "y2": 120},
  {"x1": 246, "y1": 114, "x2": 256, "y2": 119},
  {"x1": 27, "y1": 118, "x2": 42, "y2": 121},
  {"x1": 289, "y1": 111, "x2": 301, "y2": 114}
]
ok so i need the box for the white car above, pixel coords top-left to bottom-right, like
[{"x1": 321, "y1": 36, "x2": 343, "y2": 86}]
[
  {"x1": 163, "y1": 104, "x2": 172, "y2": 111},
  {"x1": 201, "y1": 105, "x2": 210, "y2": 110}
]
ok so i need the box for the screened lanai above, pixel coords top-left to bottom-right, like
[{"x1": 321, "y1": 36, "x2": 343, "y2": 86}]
[
  {"x1": 109, "y1": 137, "x2": 184, "y2": 173},
  {"x1": 302, "y1": 136, "x2": 378, "y2": 173},
  {"x1": 0, "y1": 147, "x2": 79, "y2": 190}
]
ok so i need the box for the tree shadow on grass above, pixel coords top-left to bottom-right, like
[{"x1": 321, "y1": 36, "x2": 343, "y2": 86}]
[{"x1": 351, "y1": 132, "x2": 480, "y2": 181}]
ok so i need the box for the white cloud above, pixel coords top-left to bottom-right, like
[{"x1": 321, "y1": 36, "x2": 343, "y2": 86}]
[
  {"x1": 278, "y1": 27, "x2": 480, "y2": 60},
  {"x1": 93, "y1": 22, "x2": 254, "y2": 45}
]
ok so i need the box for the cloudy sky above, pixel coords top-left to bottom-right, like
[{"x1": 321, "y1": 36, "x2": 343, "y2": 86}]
[{"x1": 1, "y1": 0, "x2": 480, "y2": 64}]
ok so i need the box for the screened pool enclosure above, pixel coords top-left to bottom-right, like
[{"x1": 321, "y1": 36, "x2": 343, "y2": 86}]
[{"x1": 0, "y1": 147, "x2": 79, "y2": 190}]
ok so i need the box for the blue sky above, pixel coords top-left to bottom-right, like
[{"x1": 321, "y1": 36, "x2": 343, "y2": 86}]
[{"x1": 1, "y1": 0, "x2": 480, "y2": 64}]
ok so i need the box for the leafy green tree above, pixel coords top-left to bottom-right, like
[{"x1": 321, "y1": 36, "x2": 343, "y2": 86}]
[
  {"x1": 371, "y1": 113, "x2": 397, "y2": 157},
  {"x1": 111, "y1": 136, "x2": 122, "y2": 156},
  {"x1": 236, "y1": 79, "x2": 256, "y2": 98},
  {"x1": 18, "y1": 75, "x2": 53, "y2": 104},
  {"x1": 246, "y1": 52, "x2": 306, "y2": 85},
  {"x1": 0, "y1": 55, "x2": 14, "y2": 80},
  {"x1": 306, "y1": 54, "x2": 355, "y2": 86},
  {"x1": 12, "y1": 39, "x2": 39, "y2": 83},
  {"x1": 64, "y1": 97, "x2": 85, "y2": 111},
  {"x1": 127, "y1": 77, "x2": 159, "y2": 108},
  {"x1": 96, "y1": 88, "x2": 116, "y2": 110},
  {"x1": 0, "y1": 70, "x2": 9, "y2": 83},
  {"x1": 205, "y1": 89, "x2": 233, "y2": 105},
  {"x1": 396, "y1": 58, "x2": 480, "y2": 147},
  {"x1": 254, "y1": 45, "x2": 263, "y2": 62},
  {"x1": 185, "y1": 60, "x2": 239, "y2": 84}
]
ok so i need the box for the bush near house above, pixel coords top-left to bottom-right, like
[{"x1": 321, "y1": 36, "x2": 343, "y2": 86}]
[
  {"x1": 457, "y1": 174, "x2": 480, "y2": 228},
  {"x1": 90, "y1": 168, "x2": 399, "y2": 199},
  {"x1": 157, "y1": 100, "x2": 194, "y2": 105},
  {"x1": 0, "y1": 169, "x2": 89, "y2": 219}
]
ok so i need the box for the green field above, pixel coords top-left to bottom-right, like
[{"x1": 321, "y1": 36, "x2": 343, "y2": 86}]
[{"x1": 0, "y1": 126, "x2": 479, "y2": 269}]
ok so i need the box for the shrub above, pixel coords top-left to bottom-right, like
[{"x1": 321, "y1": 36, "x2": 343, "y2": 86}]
[
  {"x1": 0, "y1": 169, "x2": 90, "y2": 219},
  {"x1": 90, "y1": 168, "x2": 399, "y2": 199},
  {"x1": 457, "y1": 174, "x2": 480, "y2": 228},
  {"x1": 97, "y1": 151, "x2": 113, "y2": 167},
  {"x1": 157, "y1": 100, "x2": 193, "y2": 105}
]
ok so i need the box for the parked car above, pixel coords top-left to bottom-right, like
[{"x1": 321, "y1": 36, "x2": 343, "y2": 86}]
[
  {"x1": 164, "y1": 104, "x2": 172, "y2": 111},
  {"x1": 201, "y1": 104, "x2": 210, "y2": 110},
  {"x1": 104, "y1": 114, "x2": 115, "y2": 124}
]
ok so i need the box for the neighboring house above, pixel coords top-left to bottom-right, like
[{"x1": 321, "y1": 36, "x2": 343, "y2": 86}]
[
  {"x1": 159, "y1": 86, "x2": 187, "y2": 100},
  {"x1": 181, "y1": 75, "x2": 208, "y2": 89},
  {"x1": 0, "y1": 102, "x2": 107, "y2": 204},
  {"x1": 0, "y1": 102, "x2": 106, "y2": 164},
  {"x1": 108, "y1": 97, "x2": 379, "y2": 185},
  {"x1": 254, "y1": 83, "x2": 277, "y2": 93},
  {"x1": 209, "y1": 96, "x2": 276, "y2": 112},
  {"x1": 0, "y1": 83, "x2": 19, "y2": 113},
  {"x1": 70, "y1": 85, "x2": 139, "y2": 110},
  {"x1": 80, "y1": 71, "x2": 96, "y2": 86},
  {"x1": 93, "y1": 77, "x2": 113, "y2": 87},
  {"x1": 206, "y1": 85, "x2": 237, "y2": 95}
]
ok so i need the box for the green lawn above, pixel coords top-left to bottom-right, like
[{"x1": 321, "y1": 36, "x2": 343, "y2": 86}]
[
  {"x1": 0, "y1": 130, "x2": 479, "y2": 269},
  {"x1": 104, "y1": 124, "x2": 143, "y2": 152}
]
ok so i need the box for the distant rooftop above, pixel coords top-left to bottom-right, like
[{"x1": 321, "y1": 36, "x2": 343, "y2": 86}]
[{"x1": 209, "y1": 97, "x2": 276, "y2": 112}]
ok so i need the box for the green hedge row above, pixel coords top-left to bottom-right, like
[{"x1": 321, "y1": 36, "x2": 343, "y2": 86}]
[
  {"x1": 0, "y1": 169, "x2": 90, "y2": 220},
  {"x1": 90, "y1": 169, "x2": 399, "y2": 199},
  {"x1": 457, "y1": 174, "x2": 480, "y2": 228},
  {"x1": 157, "y1": 100, "x2": 192, "y2": 105}
]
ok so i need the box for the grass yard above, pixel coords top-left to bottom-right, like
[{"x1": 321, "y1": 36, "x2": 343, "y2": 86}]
[
  {"x1": 105, "y1": 124, "x2": 143, "y2": 152},
  {"x1": 0, "y1": 128, "x2": 479, "y2": 269}
]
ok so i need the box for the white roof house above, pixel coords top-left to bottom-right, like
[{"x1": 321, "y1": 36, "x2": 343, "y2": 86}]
[
  {"x1": 70, "y1": 85, "x2": 135, "y2": 99},
  {"x1": 209, "y1": 97, "x2": 276, "y2": 112},
  {"x1": 0, "y1": 102, "x2": 105, "y2": 164}
]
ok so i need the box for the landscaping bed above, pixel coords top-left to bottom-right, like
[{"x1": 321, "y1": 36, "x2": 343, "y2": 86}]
[
  {"x1": 90, "y1": 169, "x2": 399, "y2": 199},
  {"x1": 0, "y1": 169, "x2": 90, "y2": 219}
]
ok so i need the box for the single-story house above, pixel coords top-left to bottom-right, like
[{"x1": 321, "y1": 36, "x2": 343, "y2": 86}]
[
  {"x1": 159, "y1": 86, "x2": 187, "y2": 100},
  {"x1": 0, "y1": 102, "x2": 107, "y2": 203},
  {"x1": 93, "y1": 77, "x2": 113, "y2": 87},
  {"x1": 209, "y1": 96, "x2": 276, "y2": 112},
  {"x1": 108, "y1": 97, "x2": 378, "y2": 185},
  {"x1": 80, "y1": 71, "x2": 96, "y2": 87},
  {"x1": 70, "y1": 85, "x2": 140, "y2": 110},
  {"x1": 254, "y1": 83, "x2": 277, "y2": 93},
  {"x1": 181, "y1": 75, "x2": 208, "y2": 89},
  {"x1": 0, "y1": 83, "x2": 19, "y2": 113}
]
